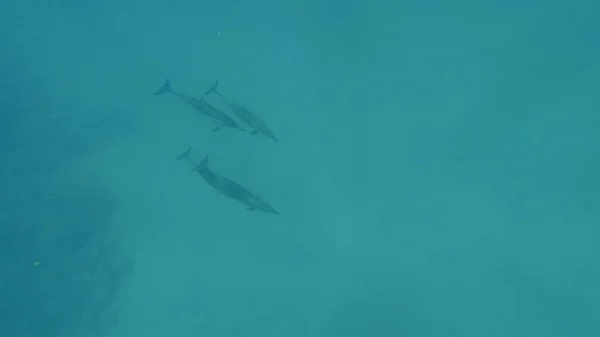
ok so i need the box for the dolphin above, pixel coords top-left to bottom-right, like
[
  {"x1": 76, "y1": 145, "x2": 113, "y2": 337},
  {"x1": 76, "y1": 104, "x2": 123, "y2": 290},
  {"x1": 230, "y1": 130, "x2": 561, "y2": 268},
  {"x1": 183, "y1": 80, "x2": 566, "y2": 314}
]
[
  {"x1": 154, "y1": 79, "x2": 242, "y2": 132},
  {"x1": 176, "y1": 146, "x2": 280, "y2": 215},
  {"x1": 204, "y1": 81, "x2": 278, "y2": 141}
]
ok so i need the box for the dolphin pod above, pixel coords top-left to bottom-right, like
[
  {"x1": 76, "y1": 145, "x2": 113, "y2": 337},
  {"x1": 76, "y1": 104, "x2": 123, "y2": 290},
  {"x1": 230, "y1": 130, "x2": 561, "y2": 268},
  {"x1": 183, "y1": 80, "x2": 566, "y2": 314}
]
[
  {"x1": 154, "y1": 79, "x2": 280, "y2": 215},
  {"x1": 154, "y1": 79, "x2": 243, "y2": 132}
]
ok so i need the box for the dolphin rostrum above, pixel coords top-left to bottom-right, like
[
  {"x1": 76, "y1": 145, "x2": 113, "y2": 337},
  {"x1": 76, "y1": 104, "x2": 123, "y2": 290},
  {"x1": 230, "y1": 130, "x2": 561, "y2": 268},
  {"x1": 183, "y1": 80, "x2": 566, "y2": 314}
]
[
  {"x1": 176, "y1": 146, "x2": 280, "y2": 215},
  {"x1": 204, "y1": 81, "x2": 278, "y2": 141},
  {"x1": 154, "y1": 79, "x2": 242, "y2": 132}
]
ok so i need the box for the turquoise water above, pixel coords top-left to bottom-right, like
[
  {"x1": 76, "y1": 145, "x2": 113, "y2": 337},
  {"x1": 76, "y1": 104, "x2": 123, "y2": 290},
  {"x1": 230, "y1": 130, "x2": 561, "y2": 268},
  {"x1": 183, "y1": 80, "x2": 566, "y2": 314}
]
[{"x1": 1, "y1": 0, "x2": 598, "y2": 336}]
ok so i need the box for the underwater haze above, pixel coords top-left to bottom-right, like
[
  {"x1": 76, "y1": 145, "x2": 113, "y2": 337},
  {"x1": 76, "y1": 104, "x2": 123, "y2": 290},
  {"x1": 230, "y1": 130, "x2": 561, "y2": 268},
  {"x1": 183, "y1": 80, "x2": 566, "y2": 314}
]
[{"x1": 1, "y1": 0, "x2": 599, "y2": 336}]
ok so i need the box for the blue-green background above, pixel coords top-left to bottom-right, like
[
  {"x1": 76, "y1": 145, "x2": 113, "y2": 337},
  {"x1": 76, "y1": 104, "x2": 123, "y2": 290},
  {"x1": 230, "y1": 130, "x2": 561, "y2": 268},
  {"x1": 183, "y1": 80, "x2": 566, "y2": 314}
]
[{"x1": 1, "y1": 0, "x2": 598, "y2": 336}]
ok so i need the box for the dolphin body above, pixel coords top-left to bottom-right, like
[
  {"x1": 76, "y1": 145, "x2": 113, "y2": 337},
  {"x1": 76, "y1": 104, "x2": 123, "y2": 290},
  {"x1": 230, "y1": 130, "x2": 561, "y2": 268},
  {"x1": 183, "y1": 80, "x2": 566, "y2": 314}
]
[
  {"x1": 154, "y1": 80, "x2": 242, "y2": 132},
  {"x1": 204, "y1": 81, "x2": 278, "y2": 141},
  {"x1": 177, "y1": 147, "x2": 280, "y2": 215}
]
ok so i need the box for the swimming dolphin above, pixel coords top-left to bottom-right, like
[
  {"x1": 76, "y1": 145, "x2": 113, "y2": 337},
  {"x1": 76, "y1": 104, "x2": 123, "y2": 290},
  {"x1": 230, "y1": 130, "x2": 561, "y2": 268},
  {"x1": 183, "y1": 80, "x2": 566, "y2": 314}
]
[
  {"x1": 154, "y1": 79, "x2": 242, "y2": 132},
  {"x1": 177, "y1": 146, "x2": 280, "y2": 215},
  {"x1": 204, "y1": 81, "x2": 278, "y2": 141}
]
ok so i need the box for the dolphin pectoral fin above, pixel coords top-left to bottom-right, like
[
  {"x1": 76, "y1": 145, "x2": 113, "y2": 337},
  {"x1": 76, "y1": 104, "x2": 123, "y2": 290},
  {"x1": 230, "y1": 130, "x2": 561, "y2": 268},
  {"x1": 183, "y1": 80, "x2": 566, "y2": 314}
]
[
  {"x1": 247, "y1": 208, "x2": 256, "y2": 211},
  {"x1": 250, "y1": 130, "x2": 260, "y2": 135},
  {"x1": 212, "y1": 125, "x2": 223, "y2": 132}
]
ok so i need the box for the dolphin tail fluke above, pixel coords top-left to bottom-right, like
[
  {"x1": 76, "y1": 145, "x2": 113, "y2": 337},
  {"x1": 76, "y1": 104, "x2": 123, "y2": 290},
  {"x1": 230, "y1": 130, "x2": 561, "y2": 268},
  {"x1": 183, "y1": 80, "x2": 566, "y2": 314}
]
[
  {"x1": 176, "y1": 146, "x2": 192, "y2": 160},
  {"x1": 204, "y1": 80, "x2": 229, "y2": 105},
  {"x1": 154, "y1": 79, "x2": 172, "y2": 95},
  {"x1": 204, "y1": 80, "x2": 219, "y2": 96},
  {"x1": 192, "y1": 155, "x2": 209, "y2": 172}
]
